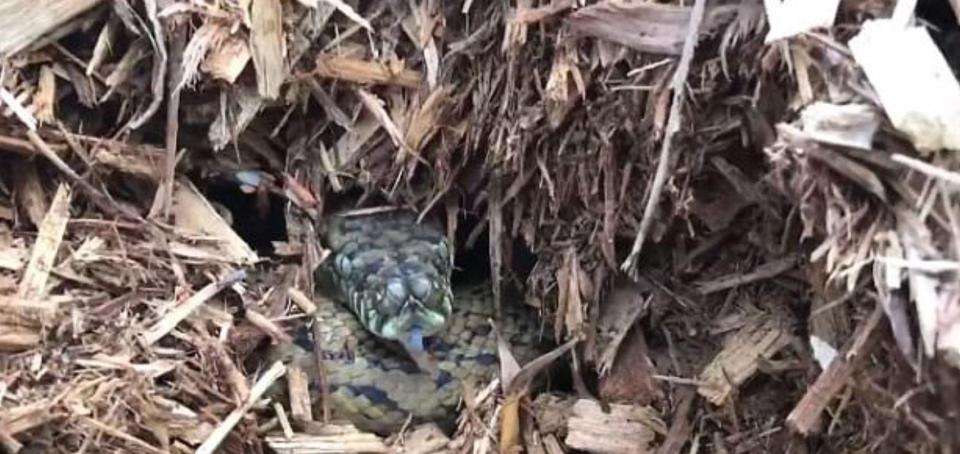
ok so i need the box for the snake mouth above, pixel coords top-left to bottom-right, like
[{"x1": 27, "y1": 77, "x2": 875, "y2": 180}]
[
  {"x1": 379, "y1": 304, "x2": 449, "y2": 342},
  {"x1": 376, "y1": 280, "x2": 453, "y2": 342}
]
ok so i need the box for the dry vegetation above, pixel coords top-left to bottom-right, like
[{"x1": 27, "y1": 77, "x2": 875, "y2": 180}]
[{"x1": 1, "y1": 0, "x2": 960, "y2": 452}]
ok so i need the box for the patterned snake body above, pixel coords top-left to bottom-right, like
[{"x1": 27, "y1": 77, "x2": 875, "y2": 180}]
[{"x1": 269, "y1": 210, "x2": 544, "y2": 434}]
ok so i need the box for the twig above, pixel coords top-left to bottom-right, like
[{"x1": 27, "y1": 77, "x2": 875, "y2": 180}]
[
  {"x1": 273, "y1": 402, "x2": 294, "y2": 438},
  {"x1": 17, "y1": 184, "x2": 71, "y2": 301},
  {"x1": 694, "y1": 255, "x2": 798, "y2": 295},
  {"x1": 141, "y1": 270, "x2": 246, "y2": 345},
  {"x1": 891, "y1": 153, "x2": 960, "y2": 187},
  {"x1": 80, "y1": 417, "x2": 166, "y2": 454},
  {"x1": 319, "y1": 0, "x2": 372, "y2": 31},
  {"x1": 311, "y1": 321, "x2": 332, "y2": 423},
  {"x1": 0, "y1": 428, "x2": 23, "y2": 453},
  {"x1": 25, "y1": 130, "x2": 140, "y2": 221},
  {"x1": 126, "y1": 0, "x2": 167, "y2": 129},
  {"x1": 148, "y1": 20, "x2": 185, "y2": 220},
  {"x1": 196, "y1": 361, "x2": 287, "y2": 454},
  {"x1": 786, "y1": 303, "x2": 884, "y2": 434},
  {"x1": 621, "y1": 0, "x2": 707, "y2": 274}
]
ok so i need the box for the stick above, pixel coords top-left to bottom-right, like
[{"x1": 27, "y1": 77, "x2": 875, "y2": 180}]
[
  {"x1": 141, "y1": 270, "x2": 246, "y2": 345},
  {"x1": 621, "y1": 0, "x2": 707, "y2": 274},
  {"x1": 196, "y1": 361, "x2": 287, "y2": 454}
]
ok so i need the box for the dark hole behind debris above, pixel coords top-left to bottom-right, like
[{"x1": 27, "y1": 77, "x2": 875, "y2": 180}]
[
  {"x1": 199, "y1": 178, "x2": 288, "y2": 256},
  {"x1": 917, "y1": 0, "x2": 960, "y2": 75}
]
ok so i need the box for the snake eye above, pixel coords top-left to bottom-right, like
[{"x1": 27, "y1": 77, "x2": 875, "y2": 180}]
[
  {"x1": 409, "y1": 276, "x2": 432, "y2": 300},
  {"x1": 434, "y1": 239, "x2": 449, "y2": 261},
  {"x1": 336, "y1": 254, "x2": 352, "y2": 276},
  {"x1": 387, "y1": 279, "x2": 407, "y2": 303}
]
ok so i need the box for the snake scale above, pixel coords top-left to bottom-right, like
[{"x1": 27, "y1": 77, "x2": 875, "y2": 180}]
[{"x1": 267, "y1": 209, "x2": 545, "y2": 434}]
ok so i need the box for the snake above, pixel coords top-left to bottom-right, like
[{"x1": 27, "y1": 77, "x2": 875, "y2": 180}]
[{"x1": 266, "y1": 209, "x2": 546, "y2": 434}]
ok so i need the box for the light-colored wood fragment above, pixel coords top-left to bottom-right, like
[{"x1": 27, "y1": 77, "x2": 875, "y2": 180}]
[
  {"x1": 32, "y1": 66, "x2": 57, "y2": 123},
  {"x1": 274, "y1": 402, "x2": 295, "y2": 438},
  {"x1": 203, "y1": 34, "x2": 251, "y2": 83},
  {"x1": 73, "y1": 354, "x2": 177, "y2": 378},
  {"x1": 697, "y1": 313, "x2": 791, "y2": 405},
  {"x1": 246, "y1": 308, "x2": 293, "y2": 344},
  {"x1": 18, "y1": 184, "x2": 71, "y2": 300},
  {"x1": 0, "y1": 324, "x2": 41, "y2": 351},
  {"x1": 171, "y1": 179, "x2": 259, "y2": 265},
  {"x1": 142, "y1": 270, "x2": 246, "y2": 345},
  {"x1": 150, "y1": 396, "x2": 215, "y2": 445},
  {"x1": 311, "y1": 54, "x2": 422, "y2": 88},
  {"x1": 288, "y1": 288, "x2": 317, "y2": 315},
  {"x1": 0, "y1": 429, "x2": 22, "y2": 454},
  {"x1": 849, "y1": 19, "x2": 960, "y2": 152},
  {"x1": 80, "y1": 416, "x2": 166, "y2": 454},
  {"x1": 196, "y1": 361, "x2": 286, "y2": 454},
  {"x1": 287, "y1": 364, "x2": 313, "y2": 422},
  {"x1": 87, "y1": 18, "x2": 115, "y2": 75},
  {"x1": 333, "y1": 112, "x2": 381, "y2": 166},
  {"x1": 566, "y1": 2, "x2": 735, "y2": 55},
  {"x1": 0, "y1": 0, "x2": 103, "y2": 56},
  {"x1": 799, "y1": 102, "x2": 880, "y2": 150},
  {"x1": 0, "y1": 298, "x2": 58, "y2": 328},
  {"x1": 0, "y1": 398, "x2": 61, "y2": 435},
  {"x1": 564, "y1": 399, "x2": 664, "y2": 454},
  {"x1": 263, "y1": 432, "x2": 387, "y2": 453},
  {"x1": 0, "y1": 240, "x2": 26, "y2": 272},
  {"x1": 763, "y1": 0, "x2": 840, "y2": 43},
  {"x1": 355, "y1": 89, "x2": 411, "y2": 159},
  {"x1": 209, "y1": 85, "x2": 264, "y2": 150},
  {"x1": 544, "y1": 46, "x2": 584, "y2": 129},
  {"x1": 249, "y1": 0, "x2": 286, "y2": 100},
  {"x1": 402, "y1": 87, "x2": 452, "y2": 154},
  {"x1": 395, "y1": 424, "x2": 450, "y2": 454}
]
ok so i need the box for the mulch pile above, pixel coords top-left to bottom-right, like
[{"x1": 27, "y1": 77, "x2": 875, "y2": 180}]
[{"x1": 1, "y1": 0, "x2": 959, "y2": 452}]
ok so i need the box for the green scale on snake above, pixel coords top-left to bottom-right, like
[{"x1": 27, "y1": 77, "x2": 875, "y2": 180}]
[{"x1": 268, "y1": 209, "x2": 545, "y2": 434}]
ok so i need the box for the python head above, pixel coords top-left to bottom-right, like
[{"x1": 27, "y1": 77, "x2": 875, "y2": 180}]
[{"x1": 322, "y1": 209, "x2": 454, "y2": 367}]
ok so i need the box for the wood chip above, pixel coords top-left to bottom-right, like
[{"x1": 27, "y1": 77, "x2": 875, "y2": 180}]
[
  {"x1": 564, "y1": 399, "x2": 665, "y2": 454},
  {"x1": 798, "y1": 102, "x2": 881, "y2": 150},
  {"x1": 310, "y1": 53, "x2": 422, "y2": 88},
  {"x1": 18, "y1": 184, "x2": 71, "y2": 300},
  {"x1": 394, "y1": 424, "x2": 450, "y2": 454},
  {"x1": 287, "y1": 364, "x2": 313, "y2": 423},
  {"x1": 142, "y1": 269, "x2": 246, "y2": 345},
  {"x1": 0, "y1": 0, "x2": 103, "y2": 56},
  {"x1": 249, "y1": 0, "x2": 287, "y2": 100},
  {"x1": 697, "y1": 313, "x2": 792, "y2": 405},
  {"x1": 849, "y1": 18, "x2": 960, "y2": 152},
  {"x1": 566, "y1": 1, "x2": 735, "y2": 55},
  {"x1": 763, "y1": 0, "x2": 840, "y2": 43},
  {"x1": 203, "y1": 33, "x2": 251, "y2": 83},
  {"x1": 264, "y1": 432, "x2": 387, "y2": 453}
]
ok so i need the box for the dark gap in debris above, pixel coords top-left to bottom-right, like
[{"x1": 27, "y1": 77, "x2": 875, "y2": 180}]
[
  {"x1": 916, "y1": 0, "x2": 960, "y2": 75},
  {"x1": 451, "y1": 209, "x2": 490, "y2": 288},
  {"x1": 195, "y1": 174, "x2": 288, "y2": 256}
]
